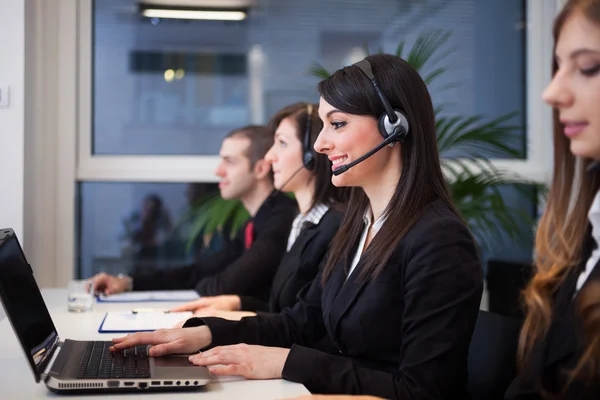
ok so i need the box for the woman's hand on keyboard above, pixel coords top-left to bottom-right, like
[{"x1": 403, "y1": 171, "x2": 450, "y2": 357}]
[
  {"x1": 110, "y1": 326, "x2": 212, "y2": 356},
  {"x1": 189, "y1": 344, "x2": 290, "y2": 380}
]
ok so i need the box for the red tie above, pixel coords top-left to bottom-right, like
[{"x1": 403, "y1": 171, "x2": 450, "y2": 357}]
[{"x1": 244, "y1": 221, "x2": 254, "y2": 250}]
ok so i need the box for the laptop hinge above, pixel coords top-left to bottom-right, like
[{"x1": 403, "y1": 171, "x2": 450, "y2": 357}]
[{"x1": 39, "y1": 336, "x2": 61, "y2": 381}]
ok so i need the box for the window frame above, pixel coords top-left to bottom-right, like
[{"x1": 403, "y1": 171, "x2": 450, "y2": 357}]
[
  {"x1": 47, "y1": 0, "x2": 559, "y2": 284},
  {"x1": 76, "y1": 0, "x2": 266, "y2": 183}
]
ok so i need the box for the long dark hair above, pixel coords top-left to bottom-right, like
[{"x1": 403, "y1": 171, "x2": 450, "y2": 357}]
[
  {"x1": 268, "y1": 102, "x2": 349, "y2": 210},
  {"x1": 319, "y1": 54, "x2": 458, "y2": 282},
  {"x1": 519, "y1": 0, "x2": 600, "y2": 390}
]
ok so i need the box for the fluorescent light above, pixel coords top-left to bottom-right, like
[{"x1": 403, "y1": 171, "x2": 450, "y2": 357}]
[{"x1": 141, "y1": 8, "x2": 247, "y2": 21}]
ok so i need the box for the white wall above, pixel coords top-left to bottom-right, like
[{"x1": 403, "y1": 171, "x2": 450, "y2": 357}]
[
  {"x1": 0, "y1": 0, "x2": 25, "y2": 238},
  {"x1": 0, "y1": 0, "x2": 25, "y2": 321}
]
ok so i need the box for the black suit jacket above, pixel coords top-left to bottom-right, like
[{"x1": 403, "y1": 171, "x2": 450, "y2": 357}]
[
  {"x1": 505, "y1": 234, "x2": 600, "y2": 400},
  {"x1": 239, "y1": 209, "x2": 343, "y2": 313},
  {"x1": 184, "y1": 199, "x2": 483, "y2": 399},
  {"x1": 131, "y1": 192, "x2": 297, "y2": 301}
]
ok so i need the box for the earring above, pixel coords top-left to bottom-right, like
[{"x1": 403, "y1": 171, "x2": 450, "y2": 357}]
[{"x1": 388, "y1": 142, "x2": 397, "y2": 148}]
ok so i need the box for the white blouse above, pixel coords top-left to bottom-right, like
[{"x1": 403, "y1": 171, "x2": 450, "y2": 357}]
[
  {"x1": 576, "y1": 190, "x2": 600, "y2": 292},
  {"x1": 286, "y1": 203, "x2": 329, "y2": 251},
  {"x1": 346, "y1": 207, "x2": 387, "y2": 280}
]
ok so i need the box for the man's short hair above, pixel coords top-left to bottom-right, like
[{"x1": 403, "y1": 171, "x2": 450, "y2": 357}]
[{"x1": 225, "y1": 125, "x2": 274, "y2": 166}]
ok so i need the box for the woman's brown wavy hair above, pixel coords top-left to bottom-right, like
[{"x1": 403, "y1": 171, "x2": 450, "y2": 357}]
[{"x1": 518, "y1": 0, "x2": 600, "y2": 391}]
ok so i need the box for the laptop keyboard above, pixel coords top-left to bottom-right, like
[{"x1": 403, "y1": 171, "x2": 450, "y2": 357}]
[{"x1": 77, "y1": 341, "x2": 150, "y2": 379}]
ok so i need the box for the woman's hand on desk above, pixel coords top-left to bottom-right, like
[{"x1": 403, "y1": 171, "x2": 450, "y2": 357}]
[
  {"x1": 170, "y1": 295, "x2": 242, "y2": 313},
  {"x1": 189, "y1": 344, "x2": 289, "y2": 379},
  {"x1": 88, "y1": 272, "x2": 131, "y2": 295},
  {"x1": 194, "y1": 310, "x2": 257, "y2": 320},
  {"x1": 110, "y1": 326, "x2": 212, "y2": 356},
  {"x1": 282, "y1": 396, "x2": 386, "y2": 400},
  {"x1": 173, "y1": 310, "x2": 257, "y2": 328}
]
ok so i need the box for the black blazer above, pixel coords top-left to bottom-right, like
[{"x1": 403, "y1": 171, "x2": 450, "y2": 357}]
[
  {"x1": 239, "y1": 208, "x2": 343, "y2": 313},
  {"x1": 184, "y1": 199, "x2": 483, "y2": 399},
  {"x1": 505, "y1": 235, "x2": 600, "y2": 400},
  {"x1": 131, "y1": 192, "x2": 297, "y2": 302}
]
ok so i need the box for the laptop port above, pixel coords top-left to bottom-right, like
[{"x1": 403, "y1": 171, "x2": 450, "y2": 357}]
[
  {"x1": 124, "y1": 382, "x2": 135, "y2": 387},
  {"x1": 139, "y1": 382, "x2": 148, "y2": 389},
  {"x1": 163, "y1": 381, "x2": 173, "y2": 385},
  {"x1": 151, "y1": 381, "x2": 161, "y2": 386},
  {"x1": 107, "y1": 381, "x2": 119, "y2": 388}
]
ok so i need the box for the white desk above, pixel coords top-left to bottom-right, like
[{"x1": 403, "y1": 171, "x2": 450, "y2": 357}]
[{"x1": 0, "y1": 288, "x2": 309, "y2": 399}]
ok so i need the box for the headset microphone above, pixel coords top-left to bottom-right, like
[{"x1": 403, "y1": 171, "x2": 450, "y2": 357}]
[
  {"x1": 332, "y1": 129, "x2": 404, "y2": 176},
  {"x1": 588, "y1": 160, "x2": 600, "y2": 173},
  {"x1": 271, "y1": 164, "x2": 305, "y2": 196}
]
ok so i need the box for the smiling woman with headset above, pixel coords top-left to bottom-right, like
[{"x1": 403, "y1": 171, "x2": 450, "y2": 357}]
[
  {"x1": 111, "y1": 54, "x2": 483, "y2": 399},
  {"x1": 170, "y1": 102, "x2": 349, "y2": 320}
]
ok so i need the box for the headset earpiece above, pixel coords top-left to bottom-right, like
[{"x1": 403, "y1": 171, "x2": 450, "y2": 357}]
[
  {"x1": 303, "y1": 151, "x2": 315, "y2": 170},
  {"x1": 378, "y1": 110, "x2": 410, "y2": 142},
  {"x1": 302, "y1": 103, "x2": 316, "y2": 171},
  {"x1": 353, "y1": 59, "x2": 410, "y2": 143},
  {"x1": 332, "y1": 59, "x2": 412, "y2": 177}
]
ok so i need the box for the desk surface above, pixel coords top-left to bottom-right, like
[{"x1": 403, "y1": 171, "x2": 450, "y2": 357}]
[{"x1": 0, "y1": 288, "x2": 309, "y2": 400}]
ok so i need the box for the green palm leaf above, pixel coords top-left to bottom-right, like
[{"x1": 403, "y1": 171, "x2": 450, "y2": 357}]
[
  {"x1": 437, "y1": 113, "x2": 523, "y2": 158},
  {"x1": 404, "y1": 30, "x2": 451, "y2": 74},
  {"x1": 447, "y1": 164, "x2": 546, "y2": 247},
  {"x1": 185, "y1": 193, "x2": 249, "y2": 252},
  {"x1": 310, "y1": 30, "x2": 453, "y2": 87},
  {"x1": 309, "y1": 62, "x2": 333, "y2": 81}
]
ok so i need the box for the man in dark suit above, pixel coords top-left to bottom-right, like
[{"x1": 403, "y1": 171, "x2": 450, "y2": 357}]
[{"x1": 89, "y1": 125, "x2": 298, "y2": 303}]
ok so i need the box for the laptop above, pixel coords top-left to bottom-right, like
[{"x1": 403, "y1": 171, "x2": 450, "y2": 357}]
[{"x1": 0, "y1": 228, "x2": 212, "y2": 393}]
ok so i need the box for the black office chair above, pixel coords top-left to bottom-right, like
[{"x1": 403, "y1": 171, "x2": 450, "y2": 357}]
[
  {"x1": 467, "y1": 310, "x2": 522, "y2": 400},
  {"x1": 487, "y1": 259, "x2": 533, "y2": 319}
]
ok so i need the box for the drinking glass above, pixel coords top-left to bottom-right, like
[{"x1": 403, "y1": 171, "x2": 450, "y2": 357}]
[{"x1": 67, "y1": 280, "x2": 94, "y2": 312}]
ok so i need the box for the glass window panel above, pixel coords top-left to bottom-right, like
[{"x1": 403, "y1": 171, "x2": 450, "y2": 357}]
[
  {"x1": 76, "y1": 182, "x2": 247, "y2": 279},
  {"x1": 92, "y1": 0, "x2": 526, "y2": 158},
  {"x1": 77, "y1": 181, "x2": 536, "y2": 280}
]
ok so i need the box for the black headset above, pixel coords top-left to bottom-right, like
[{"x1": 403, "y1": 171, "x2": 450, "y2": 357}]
[
  {"x1": 302, "y1": 103, "x2": 316, "y2": 171},
  {"x1": 353, "y1": 59, "x2": 410, "y2": 143}
]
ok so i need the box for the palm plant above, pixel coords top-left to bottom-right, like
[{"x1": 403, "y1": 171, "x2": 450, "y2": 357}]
[
  {"x1": 183, "y1": 191, "x2": 249, "y2": 252},
  {"x1": 311, "y1": 30, "x2": 546, "y2": 252}
]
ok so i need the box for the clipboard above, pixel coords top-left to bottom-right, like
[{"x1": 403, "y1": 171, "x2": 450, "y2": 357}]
[
  {"x1": 96, "y1": 290, "x2": 200, "y2": 303},
  {"x1": 98, "y1": 311, "x2": 193, "y2": 333}
]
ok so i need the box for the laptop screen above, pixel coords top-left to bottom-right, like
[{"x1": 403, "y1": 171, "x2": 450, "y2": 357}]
[{"x1": 0, "y1": 229, "x2": 58, "y2": 382}]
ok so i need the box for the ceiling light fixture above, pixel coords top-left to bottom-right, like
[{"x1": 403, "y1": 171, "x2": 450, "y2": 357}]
[{"x1": 139, "y1": 4, "x2": 247, "y2": 21}]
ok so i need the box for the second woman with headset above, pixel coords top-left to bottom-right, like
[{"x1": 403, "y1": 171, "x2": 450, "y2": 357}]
[
  {"x1": 111, "y1": 54, "x2": 483, "y2": 399},
  {"x1": 171, "y1": 102, "x2": 348, "y2": 320}
]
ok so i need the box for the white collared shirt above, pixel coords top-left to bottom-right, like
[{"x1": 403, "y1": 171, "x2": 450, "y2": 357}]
[
  {"x1": 346, "y1": 207, "x2": 387, "y2": 280},
  {"x1": 577, "y1": 190, "x2": 600, "y2": 292},
  {"x1": 286, "y1": 203, "x2": 330, "y2": 251}
]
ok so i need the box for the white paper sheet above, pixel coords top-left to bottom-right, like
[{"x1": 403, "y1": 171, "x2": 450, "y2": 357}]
[
  {"x1": 97, "y1": 290, "x2": 200, "y2": 302},
  {"x1": 99, "y1": 311, "x2": 194, "y2": 333}
]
